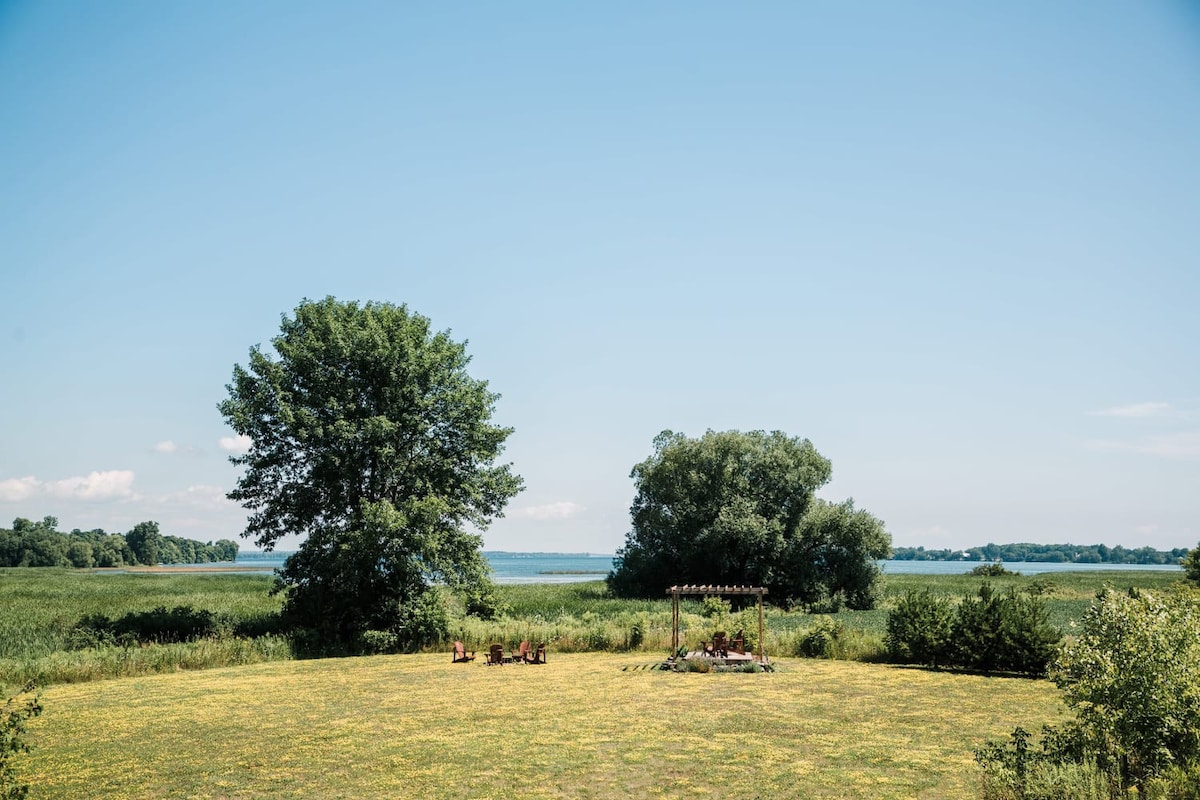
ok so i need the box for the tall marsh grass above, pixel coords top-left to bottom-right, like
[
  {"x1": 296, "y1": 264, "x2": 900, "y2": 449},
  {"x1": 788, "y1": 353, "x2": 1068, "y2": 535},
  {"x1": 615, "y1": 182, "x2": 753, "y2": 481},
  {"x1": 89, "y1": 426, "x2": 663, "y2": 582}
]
[
  {"x1": 0, "y1": 568, "x2": 286, "y2": 689},
  {"x1": 1, "y1": 568, "x2": 1185, "y2": 689}
]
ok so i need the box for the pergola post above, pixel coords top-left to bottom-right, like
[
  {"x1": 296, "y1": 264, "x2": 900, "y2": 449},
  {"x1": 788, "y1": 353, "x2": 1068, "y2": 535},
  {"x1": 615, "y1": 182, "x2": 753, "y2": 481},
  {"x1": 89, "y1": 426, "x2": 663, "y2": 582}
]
[
  {"x1": 758, "y1": 588, "x2": 765, "y2": 664},
  {"x1": 671, "y1": 588, "x2": 680, "y2": 653}
]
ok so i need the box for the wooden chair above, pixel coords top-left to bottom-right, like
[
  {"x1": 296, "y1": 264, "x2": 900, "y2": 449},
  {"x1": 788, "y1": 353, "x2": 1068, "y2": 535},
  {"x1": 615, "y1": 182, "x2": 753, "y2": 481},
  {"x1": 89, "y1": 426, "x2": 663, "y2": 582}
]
[
  {"x1": 487, "y1": 644, "x2": 505, "y2": 665},
  {"x1": 526, "y1": 643, "x2": 547, "y2": 664},
  {"x1": 711, "y1": 631, "x2": 728, "y2": 658},
  {"x1": 452, "y1": 641, "x2": 476, "y2": 663},
  {"x1": 513, "y1": 640, "x2": 531, "y2": 663},
  {"x1": 729, "y1": 630, "x2": 745, "y2": 655}
]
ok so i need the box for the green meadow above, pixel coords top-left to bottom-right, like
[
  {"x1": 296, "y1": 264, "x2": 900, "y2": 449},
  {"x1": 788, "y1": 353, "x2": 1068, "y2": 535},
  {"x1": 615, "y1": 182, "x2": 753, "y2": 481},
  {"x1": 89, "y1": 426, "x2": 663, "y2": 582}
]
[{"x1": 19, "y1": 652, "x2": 1064, "y2": 799}]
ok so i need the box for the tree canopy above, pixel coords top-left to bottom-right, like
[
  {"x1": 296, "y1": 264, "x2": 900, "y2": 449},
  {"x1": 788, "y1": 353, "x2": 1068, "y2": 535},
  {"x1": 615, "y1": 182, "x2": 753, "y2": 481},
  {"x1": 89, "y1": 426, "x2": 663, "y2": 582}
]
[
  {"x1": 607, "y1": 429, "x2": 891, "y2": 609},
  {"x1": 219, "y1": 297, "x2": 522, "y2": 644},
  {"x1": 0, "y1": 516, "x2": 236, "y2": 568},
  {"x1": 1183, "y1": 541, "x2": 1200, "y2": 584}
]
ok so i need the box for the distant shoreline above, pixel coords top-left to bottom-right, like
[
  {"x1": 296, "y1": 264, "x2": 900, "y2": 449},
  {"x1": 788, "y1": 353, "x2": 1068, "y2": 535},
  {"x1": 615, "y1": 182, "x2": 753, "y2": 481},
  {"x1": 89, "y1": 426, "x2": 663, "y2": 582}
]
[
  {"x1": 537, "y1": 570, "x2": 609, "y2": 575},
  {"x1": 92, "y1": 564, "x2": 274, "y2": 574}
]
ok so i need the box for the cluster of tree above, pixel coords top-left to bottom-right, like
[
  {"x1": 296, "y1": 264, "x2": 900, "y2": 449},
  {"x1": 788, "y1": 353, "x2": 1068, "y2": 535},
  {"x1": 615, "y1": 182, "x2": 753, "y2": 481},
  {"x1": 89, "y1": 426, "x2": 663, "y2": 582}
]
[
  {"x1": 218, "y1": 298, "x2": 893, "y2": 650},
  {"x1": 892, "y1": 542, "x2": 1188, "y2": 565},
  {"x1": 976, "y1": 587, "x2": 1200, "y2": 796},
  {"x1": 885, "y1": 583, "x2": 1060, "y2": 676},
  {"x1": 0, "y1": 517, "x2": 238, "y2": 568},
  {"x1": 605, "y1": 429, "x2": 891, "y2": 610}
]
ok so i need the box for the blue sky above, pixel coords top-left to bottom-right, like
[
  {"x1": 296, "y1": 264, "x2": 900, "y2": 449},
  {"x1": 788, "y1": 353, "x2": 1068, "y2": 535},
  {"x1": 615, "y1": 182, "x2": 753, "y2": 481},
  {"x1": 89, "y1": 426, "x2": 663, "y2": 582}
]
[{"x1": 2, "y1": 2, "x2": 1198, "y2": 554}]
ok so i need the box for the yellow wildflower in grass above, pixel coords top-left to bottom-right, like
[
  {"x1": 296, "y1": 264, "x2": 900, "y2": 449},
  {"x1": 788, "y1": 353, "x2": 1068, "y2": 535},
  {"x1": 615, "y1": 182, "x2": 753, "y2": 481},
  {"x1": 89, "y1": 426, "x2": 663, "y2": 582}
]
[{"x1": 18, "y1": 653, "x2": 1062, "y2": 799}]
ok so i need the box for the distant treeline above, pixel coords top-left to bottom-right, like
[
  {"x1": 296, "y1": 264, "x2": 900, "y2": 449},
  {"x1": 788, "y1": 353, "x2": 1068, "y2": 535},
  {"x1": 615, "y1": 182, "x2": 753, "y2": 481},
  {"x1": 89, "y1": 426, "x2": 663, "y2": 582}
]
[
  {"x1": 892, "y1": 542, "x2": 1188, "y2": 565},
  {"x1": 0, "y1": 516, "x2": 238, "y2": 568}
]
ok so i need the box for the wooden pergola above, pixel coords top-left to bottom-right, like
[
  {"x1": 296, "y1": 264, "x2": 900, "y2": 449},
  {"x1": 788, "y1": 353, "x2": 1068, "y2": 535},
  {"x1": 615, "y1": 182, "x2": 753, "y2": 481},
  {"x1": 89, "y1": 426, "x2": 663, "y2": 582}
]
[{"x1": 666, "y1": 584, "x2": 768, "y2": 663}]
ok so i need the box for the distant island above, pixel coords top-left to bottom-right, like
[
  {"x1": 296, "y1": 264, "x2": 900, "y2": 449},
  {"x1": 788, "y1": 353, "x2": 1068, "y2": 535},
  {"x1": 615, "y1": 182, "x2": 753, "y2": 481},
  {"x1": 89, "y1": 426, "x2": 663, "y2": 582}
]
[{"x1": 892, "y1": 543, "x2": 1188, "y2": 565}]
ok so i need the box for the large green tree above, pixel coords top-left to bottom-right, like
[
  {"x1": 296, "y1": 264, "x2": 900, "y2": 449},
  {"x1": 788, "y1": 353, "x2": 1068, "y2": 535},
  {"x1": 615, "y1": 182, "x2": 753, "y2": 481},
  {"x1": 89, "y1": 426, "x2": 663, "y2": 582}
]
[
  {"x1": 125, "y1": 521, "x2": 161, "y2": 566},
  {"x1": 219, "y1": 297, "x2": 522, "y2": 644},
  {"x1": 607, "y1": 429, "x2": 891, "y2": 609}
]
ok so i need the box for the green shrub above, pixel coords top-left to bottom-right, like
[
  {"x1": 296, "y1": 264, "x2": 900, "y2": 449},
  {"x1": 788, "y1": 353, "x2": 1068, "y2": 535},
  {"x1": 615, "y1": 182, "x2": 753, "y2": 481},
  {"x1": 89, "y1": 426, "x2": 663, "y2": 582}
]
[
  {"x1": 1182, "y1": 542, "x2": 1200, "y2": 585},
  {"x1": 73, "y1": 605, "x2": 220, "y2": 645},
  {"x1": 391, "y1": 591, "x2": 449, "y2": 652},
  {"x1": 463, "y1": 583, "x2": 510, "y2": 621},
  {"x1": 975, "y1": 726, "x2": 1118, "y2": 800},
  {"x1": 885, "y1": 589, "x2": 953, "y2": 666},
  {"x1": 701, "y1": 596, "x2": 731, "y2": 619},
  {"x1": 953, "y1": 583, "x2": 1058, "y2": 676},
  {"x1": 627, "y1": 618, "x2": 645, "y2": 650},
  {"x1": 971, "y1": 562, "x2": 1018, "y2": 577},
  {"x1": 978, "y1": 587, "x2": 1200, "y2": 798},
  {"x1": 1142, "y1": 763, "x2": 1200, "y2": 800},
  {"x1": 1053, "y1": 588, "x2": 1200, "y2": 788},
  {"x1": 357, "y1": 630, "x2": 400, "y2": 654},
  {"x1": 978, "y1": 758, "x2": 1115, "y2": 800},
  {"x1": 795, "y1": 618, "x2": 846, "y2": 659}
]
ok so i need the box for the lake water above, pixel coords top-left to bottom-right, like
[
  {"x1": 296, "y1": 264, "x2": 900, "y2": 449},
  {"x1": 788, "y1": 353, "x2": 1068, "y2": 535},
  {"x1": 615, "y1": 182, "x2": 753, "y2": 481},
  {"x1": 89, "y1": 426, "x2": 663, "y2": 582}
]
[
  {"x1": 230, "y1": 550, "x2": 616, "y2": 582},
  {"x1": 229, "y1": 551, "x2": 1181, "y2": 582}
]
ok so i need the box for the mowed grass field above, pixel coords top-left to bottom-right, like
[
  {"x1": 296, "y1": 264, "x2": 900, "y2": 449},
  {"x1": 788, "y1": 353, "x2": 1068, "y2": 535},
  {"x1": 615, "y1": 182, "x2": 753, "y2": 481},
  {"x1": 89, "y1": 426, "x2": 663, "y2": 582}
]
[{"x1": 18, "y1": 652, "x2": 1063, "y2": 800}]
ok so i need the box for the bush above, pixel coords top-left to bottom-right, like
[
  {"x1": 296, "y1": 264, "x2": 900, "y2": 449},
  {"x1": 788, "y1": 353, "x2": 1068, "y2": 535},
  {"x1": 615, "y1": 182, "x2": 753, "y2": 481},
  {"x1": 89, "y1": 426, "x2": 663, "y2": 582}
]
[
  {"x1": 886, "y1": 589, "x2": 953, "y2": 666},
  {"x1": 971, "y1": 562, "x2": 1018, "y2": 577},
  {"x1": 977, "y1": 588, "x2": 1200, "y2": 798},
  {"x1": 72, "y1": 606, "x2": 219, "y2": 645},
  {"x1": 1053, "y1": 588, "x2": 1200, "y2": 788},
  {"x1": 1183, "y1": 542, "x2": 1200, "y2": 585},
  {"x1": 463, "y1": 583, "x2": 510, "y2": 621},
  {"x1": 356, "y1": 630, "x2": 400, "y2": 654},
  {"x1": 975, "y1": 726, "x2": 1118, "y2": 800},
  {"x1": 391, "y1": 591, "x2": 450, "y2": 652},
  {"x1": 884, "y1": 583, "x2": 1058, "y2": 676},
  {"x1": 795, "y1": 618, "x2": 846, "y2": 659},
  {"x1": 700, "y1": 596, "x2": 731, "y2": 619},
  {"x1": 627, "y1": 618, "x2": 645, "y2": 650},
  {"x1": 953, "y1": 583, "x2": 1058, "y2": 676},
  {"x1": 1142, "y1": 763, "x2": 1200, "y2": 800}
]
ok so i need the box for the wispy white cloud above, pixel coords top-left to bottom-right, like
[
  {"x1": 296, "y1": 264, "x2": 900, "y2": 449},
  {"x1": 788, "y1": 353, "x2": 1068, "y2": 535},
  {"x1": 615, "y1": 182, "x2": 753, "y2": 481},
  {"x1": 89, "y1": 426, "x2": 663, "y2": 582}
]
[
  {"x1": 511, "y1": 501, "x2": 585, "y2": 520},
  {"x1": 218, "y1": 435, "x2": 252, "y2": 455},
  {"x1": 1086, "y1": 432, "x2": 1200, "y2": 459},
  {"x1": 45, "y1": 470, "x2": 138, "y2": 501},
  {"x1": 0, "y1": 476, "x2": 41, "y2": 503},
  {"x1": 1, "y1": 470, "x2": 139, "y2": 503},
  {"x1": 153, "y1": 440, "x2": 202, "y2": 456},
  {"x1": 1089, "y1": 402, "x2": 1170, "y2": 418}
]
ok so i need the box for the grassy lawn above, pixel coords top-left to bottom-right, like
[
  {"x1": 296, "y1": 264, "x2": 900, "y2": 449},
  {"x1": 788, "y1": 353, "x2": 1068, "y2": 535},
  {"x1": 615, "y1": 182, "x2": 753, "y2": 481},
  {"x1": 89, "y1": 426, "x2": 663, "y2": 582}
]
[{"x1": 18, "y1": 652, "x2": 1063, "y2": 799}]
